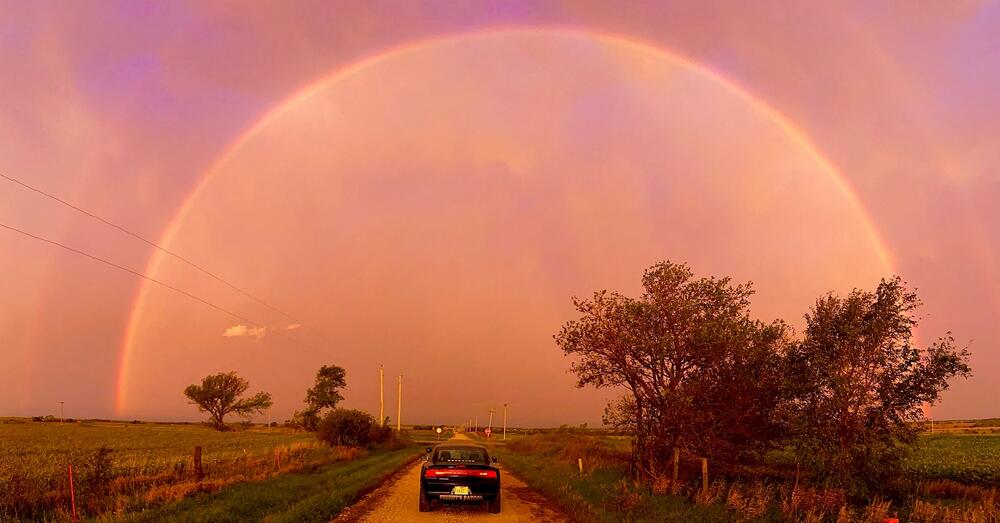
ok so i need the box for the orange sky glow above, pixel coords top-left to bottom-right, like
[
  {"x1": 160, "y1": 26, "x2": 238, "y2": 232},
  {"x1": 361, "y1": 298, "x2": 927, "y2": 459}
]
[{"x1": 2, "y1": 2, "x2": 998, "y2": 426}]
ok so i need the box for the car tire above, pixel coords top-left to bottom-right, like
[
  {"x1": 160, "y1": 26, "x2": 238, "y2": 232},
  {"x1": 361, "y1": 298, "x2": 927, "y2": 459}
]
[
  {"x1": 418, "y1": 485, "x2": 431, "y2": 512},
  {"x1": 488, "y1": 491, "x2": 501, "y2": 514}
]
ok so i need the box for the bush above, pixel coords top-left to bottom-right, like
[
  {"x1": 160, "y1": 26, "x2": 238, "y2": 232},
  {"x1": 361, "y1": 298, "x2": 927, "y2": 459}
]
[
  {"x1": 317, "y1": 409, "x2": 391, "y2": 448},
  {"x1": 288, "y1": 409, "x2": 321, "y2": 431}
]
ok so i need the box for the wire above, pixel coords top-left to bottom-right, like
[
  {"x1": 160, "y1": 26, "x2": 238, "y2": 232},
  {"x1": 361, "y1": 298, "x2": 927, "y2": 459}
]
[
  {"x1": 1, "y1": 220, "x2": 328, "y2": 355},
  {"x1": 1, "y1": 172, "x2": 317, "y2": 331},
  {"x1": 0, "y1": 220, "x2": 266, "y2": 328}
]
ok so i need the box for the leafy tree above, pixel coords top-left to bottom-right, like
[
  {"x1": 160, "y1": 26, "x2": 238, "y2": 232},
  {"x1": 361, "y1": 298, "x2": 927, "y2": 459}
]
[
  {"x1": 306, "y1": 365, "x2": 347, "y2": 411},
  {"x1": 556, "y1": 261, "x2": 791, "y2": 475},
  {"x1": 788, "y1": 277, "x2": 971, "y2": 495},
  {"x1": 183, "y1": 372, "x2": 272, "y2": 431},
  {"x1": 297, "y1": 365, "x2": 347, "y2": 432}
]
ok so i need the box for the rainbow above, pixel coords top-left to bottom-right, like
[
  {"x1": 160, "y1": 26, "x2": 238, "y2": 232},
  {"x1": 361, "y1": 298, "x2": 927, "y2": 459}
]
[{"x1": 114, "y1": 27, "x2": 896, "y2": 413}]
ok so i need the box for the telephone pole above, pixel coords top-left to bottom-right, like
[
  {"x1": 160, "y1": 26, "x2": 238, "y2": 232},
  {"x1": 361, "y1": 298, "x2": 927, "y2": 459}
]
[
  {"x1": 488, "y1": 407, "x2": 495, "y2": 431},
  {"x1": 503, "y1": 404, "x2": 508, "y2": 441},
  {"x1": 396, "y1": 374, "x2": 402, "y2": 432},
  {"x1": 379, "y1": 366, "x2": 384, "y2": 426}
]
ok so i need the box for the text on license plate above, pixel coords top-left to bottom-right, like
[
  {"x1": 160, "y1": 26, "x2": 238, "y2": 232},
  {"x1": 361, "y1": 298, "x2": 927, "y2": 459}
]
[{"x1": 451, "y1": 486, "x2": 471, "y2": 496}]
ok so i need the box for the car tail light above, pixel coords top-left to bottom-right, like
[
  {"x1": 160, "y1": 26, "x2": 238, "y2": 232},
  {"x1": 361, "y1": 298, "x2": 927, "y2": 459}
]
[{"x1": 424, "y1": 468, "x2": 498, "y2": 478}]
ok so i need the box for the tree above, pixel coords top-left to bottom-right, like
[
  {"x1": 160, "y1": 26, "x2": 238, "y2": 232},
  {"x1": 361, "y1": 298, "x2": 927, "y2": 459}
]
[
  {"x1": 184, "y1": 372, "x2": 272, "y2": 430},
  {"x1": 787, "y1": 277, "x2": 971, "y2": 495},
  {"x1": 306, "y1": 365, "x2": 347, "y2": 412},
  {"x1": 556, "y1": 261, "x2": 792, "y2": 476},
  {"x1": 298, "y1": 365, "x2": 347, "y2": 432}
]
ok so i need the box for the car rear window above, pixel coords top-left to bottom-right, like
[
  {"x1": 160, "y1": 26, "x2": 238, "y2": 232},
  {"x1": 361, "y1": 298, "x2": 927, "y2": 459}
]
[{"x1": 434, "y1": 447, "x2": 488, "y2": 464}]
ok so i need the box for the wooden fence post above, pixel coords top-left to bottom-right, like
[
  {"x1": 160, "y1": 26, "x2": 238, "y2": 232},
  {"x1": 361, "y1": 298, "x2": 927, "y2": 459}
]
[
  {"x1": 672, "y1": 448, "x2": 680, "y2": 482},
  {"x1": 701, "y1": 457, "x2": 709, "y2": 494},
  {"x1": 68, "y1": 463, "x2": 78, "y2": 523},
  {"x1": 578, "y1": 458, "x2": 584, "y2": 476},
  {"x1": 194, "y1": 446, "x2": 203, "y2": 481}
]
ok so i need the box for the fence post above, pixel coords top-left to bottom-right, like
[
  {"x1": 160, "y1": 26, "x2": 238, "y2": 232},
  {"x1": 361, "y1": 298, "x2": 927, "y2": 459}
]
[
  {"x1": 672, "y1": 448, "x2": 680, "y2": 482},
  {"x1": 68, "y1": 463, "x2": 78, "y2": 523},
  {"x1": 701, "y1": 457, "x2": 708, "y2": 494},
  {"x1": 194, "y1": 446, "x2": 203, "y2": 481},
  {"x1": 274, "y1": 448, "x2": 281, "y2": 469},
  {"x1": 578, "y1": 458, "x2": 584, "y2": 476}
]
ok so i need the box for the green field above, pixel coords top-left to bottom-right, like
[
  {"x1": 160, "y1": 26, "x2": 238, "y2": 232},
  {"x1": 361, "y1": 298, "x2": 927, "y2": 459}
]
[
  {"x1": 0, "y1": 419, "x2": 316, "y2": 474},
  {"x1": 7, "y1": 420, "x2": 1000, "y2": 521},
  {"x1": 907, "y1": 433, "x2": 1000, "y2": 485},
  {"x1": 0, "y1": 418, "x2": 417, "y2": 521}
]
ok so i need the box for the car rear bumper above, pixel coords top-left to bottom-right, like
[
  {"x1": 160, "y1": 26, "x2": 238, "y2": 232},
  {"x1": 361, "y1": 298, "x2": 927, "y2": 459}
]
[
  {"x1": 422, "y1": 479, "x2": 499, "y2": 500},
  {"x1": 437, "y1": 494, "x2": 486, "y2": 501}
]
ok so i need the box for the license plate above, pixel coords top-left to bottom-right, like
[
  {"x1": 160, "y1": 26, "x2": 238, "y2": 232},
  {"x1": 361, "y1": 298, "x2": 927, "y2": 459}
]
[{"x1": 451, "y1": 486, "x2": 471, "y2": 496}]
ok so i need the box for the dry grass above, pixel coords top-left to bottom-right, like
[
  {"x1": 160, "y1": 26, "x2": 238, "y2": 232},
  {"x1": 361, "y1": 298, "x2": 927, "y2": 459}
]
[{"x1": 908, "y1": 497, "x2": 1000, "y2": 523}]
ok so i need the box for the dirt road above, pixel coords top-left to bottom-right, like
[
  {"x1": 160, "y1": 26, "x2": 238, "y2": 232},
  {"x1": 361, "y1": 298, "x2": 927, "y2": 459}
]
[{"x1": 336, "y1": 434, "x2": 566, "y2": 522}]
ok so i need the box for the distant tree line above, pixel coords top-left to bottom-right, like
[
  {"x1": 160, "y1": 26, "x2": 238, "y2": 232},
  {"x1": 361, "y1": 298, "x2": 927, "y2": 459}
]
[{"x1": 556, "y1": 260, "x2": 971, "y2": 496}]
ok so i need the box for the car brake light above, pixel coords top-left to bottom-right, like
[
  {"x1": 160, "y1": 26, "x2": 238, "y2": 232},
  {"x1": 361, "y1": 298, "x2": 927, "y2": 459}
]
[{"x1": 424, "y1": 468, "x2": 497, "y2": 478}]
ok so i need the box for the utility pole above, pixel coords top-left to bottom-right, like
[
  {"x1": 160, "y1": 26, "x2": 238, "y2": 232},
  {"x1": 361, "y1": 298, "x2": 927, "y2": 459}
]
[
  {"x1": 475, "y1": 415, "x2": 478, "y2": 433},
  {"x1": 503, "y1": 404, "x2": 508, "y2": 441},
  {"x1": 488, "y1": 407, "x2": 495, "y2": 431},
  {"x1": 396, "y1": 375, "x2": 402, "y2": 432},
  {"x1": 379, "y1": 365, "x2": 384, "y2": 427}
]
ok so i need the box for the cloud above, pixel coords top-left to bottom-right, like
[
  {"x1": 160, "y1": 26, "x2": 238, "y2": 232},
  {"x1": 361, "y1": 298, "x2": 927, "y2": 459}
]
[
  {"x1": 223, "y1": 324, "x2": 267, "y2": 340},
  {"x1": 286, "y1": 323, "x2": 302, "y2": 330}
]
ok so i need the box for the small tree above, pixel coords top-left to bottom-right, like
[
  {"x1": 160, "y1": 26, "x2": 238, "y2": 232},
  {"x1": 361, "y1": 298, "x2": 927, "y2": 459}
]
[
  {"x1": 306, "y1": 365, "x2": 347, "y2": 411},
  {"x1": 184, "y1": 372, "x2": 272, "y2": 430},
  {"x1": 299, "y1": 365, "x2": 347, "y2": 431},
  {"x1": 788, "y1": 277, "x2": 971, "y2": 495}
]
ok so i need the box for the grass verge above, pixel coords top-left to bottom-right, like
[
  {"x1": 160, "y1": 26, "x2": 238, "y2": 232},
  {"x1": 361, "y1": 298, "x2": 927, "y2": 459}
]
[
  {"x1": 105, "y1": 447, "x2": 418, "y2": 523},
  {"x1": 493, "y1": 433, "x2": 741, "y2": 522}
]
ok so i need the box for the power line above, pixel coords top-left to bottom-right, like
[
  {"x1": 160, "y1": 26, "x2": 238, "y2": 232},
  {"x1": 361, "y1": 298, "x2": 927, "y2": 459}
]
[
  {"x1": 2, "y1": 220, "x2": 326, "y2": 354},
  {"x1": 0, "y1": 220, "x2": 264, "y2": 327},
  {"x1": 0, "y1": 172, "x2": 316, "y2": 332}
]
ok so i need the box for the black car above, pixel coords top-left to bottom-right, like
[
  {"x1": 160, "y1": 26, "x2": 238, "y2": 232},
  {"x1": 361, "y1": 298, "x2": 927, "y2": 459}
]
[{"x1": 419, "y1": 443, "x2": 501, "y2": 513}]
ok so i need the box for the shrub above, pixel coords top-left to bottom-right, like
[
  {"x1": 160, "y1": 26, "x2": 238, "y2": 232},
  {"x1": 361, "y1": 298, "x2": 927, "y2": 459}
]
[{"x1": 316, "y1": 409, "x2": 386, "y2": 448}]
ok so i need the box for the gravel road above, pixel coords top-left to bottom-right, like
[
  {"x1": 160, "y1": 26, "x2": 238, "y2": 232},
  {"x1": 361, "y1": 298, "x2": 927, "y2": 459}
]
[{"x1": 335, "y1": 434, "x2": 567, "y2": 522}]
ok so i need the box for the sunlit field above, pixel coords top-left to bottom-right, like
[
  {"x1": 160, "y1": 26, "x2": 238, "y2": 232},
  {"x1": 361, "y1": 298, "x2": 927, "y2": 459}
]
[
  {"x1": 0, "y1": 419, "x2": 452, "y2": 521},
  {"x1": 0, "y1": 419, "x2": 315, "y2": 470},
  {"x1": 0, "y1": 419, "x2": 324, "y2": 520},
  {"x1": 467, "y1": 428, "x2": 1000, "y2": 522}
]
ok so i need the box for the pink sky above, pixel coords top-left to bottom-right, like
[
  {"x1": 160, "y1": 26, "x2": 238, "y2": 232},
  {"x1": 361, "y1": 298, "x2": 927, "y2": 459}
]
[{"x1": 2, "y1": 2, "x2": 998, "y2": 426}]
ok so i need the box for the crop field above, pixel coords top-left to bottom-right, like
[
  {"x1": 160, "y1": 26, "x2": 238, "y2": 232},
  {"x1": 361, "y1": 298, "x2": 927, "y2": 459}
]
[
  {"x1": 0, "y1": 419, "x2": 315, "y2": 471},
  {"x1": 0, "y1": 418, "x2": 323, "y2": 521},
  {"x1": 906, "y1": 433, "x2": 1000, "y2": 485}
]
